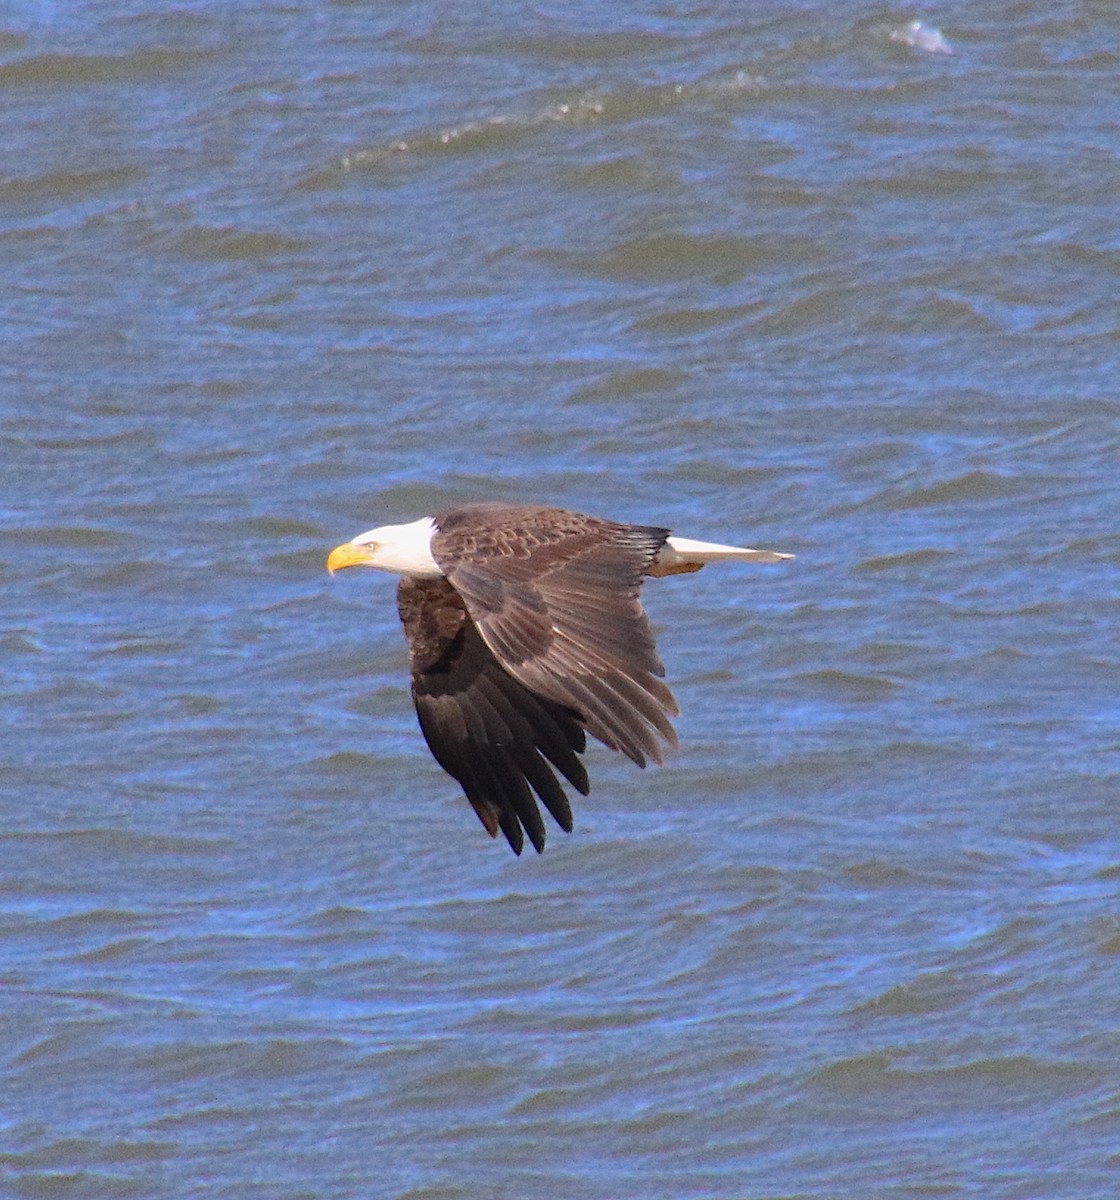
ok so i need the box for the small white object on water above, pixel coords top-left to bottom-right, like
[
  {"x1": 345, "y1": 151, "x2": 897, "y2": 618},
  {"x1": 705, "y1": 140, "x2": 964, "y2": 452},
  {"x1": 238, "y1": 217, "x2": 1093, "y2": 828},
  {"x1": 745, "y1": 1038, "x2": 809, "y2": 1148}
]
[{"x1": 890, "y1": 19, "x2": 953, "y2": 55}]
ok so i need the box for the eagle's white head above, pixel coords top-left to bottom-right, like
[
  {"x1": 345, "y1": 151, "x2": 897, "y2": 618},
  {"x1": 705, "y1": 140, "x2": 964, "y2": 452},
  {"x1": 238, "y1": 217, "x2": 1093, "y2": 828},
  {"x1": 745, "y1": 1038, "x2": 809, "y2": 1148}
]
[{"x1": 327, "y1": 516, "x2": 442, "y2": 578}]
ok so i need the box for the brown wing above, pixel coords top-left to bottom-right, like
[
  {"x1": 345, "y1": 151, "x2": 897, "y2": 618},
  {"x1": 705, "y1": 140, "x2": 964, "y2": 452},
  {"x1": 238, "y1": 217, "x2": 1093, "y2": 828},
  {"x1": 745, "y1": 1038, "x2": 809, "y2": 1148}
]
[
  {"x1": 398, "y1": 575, "x2": 590, "y2": 854},
  {"x1": 431, "y1": 504, "x2": 680, "y2": 768}
]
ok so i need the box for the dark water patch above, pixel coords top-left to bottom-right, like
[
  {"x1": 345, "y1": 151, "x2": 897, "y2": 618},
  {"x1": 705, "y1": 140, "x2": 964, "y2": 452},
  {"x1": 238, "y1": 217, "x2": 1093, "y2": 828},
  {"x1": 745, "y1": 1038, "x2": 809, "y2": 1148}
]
[
  {"x1": 855, "y1": 548, "x2": 953, "y2": 573},
  {"x1": 561, "y1": 154, "x2": 681, "y2": 193},
  {"x1": 945, "y1": 916, "x2": 1049, "y2": 971},
  {"x1": 85, "y1": 562, "x2": 156, "y2": 592},
  {"x1": 814, "y1": 1054, "x2": 1101, "y2": 1105},
  {"x1": 264, "y1": 547, "x2": 327, "y2": 575},
  {"x1": 94, "y1": 636, "x2": 186, "y2": 660},
  {"x1": 873, "y1": 470, "x2": 1029, "y2": 510},
  {"x1": 544, "y1": 232, "x2": 826, "y2": 284},
  {"x1": 565, "y1": 366, "x2": 688, "y2": 403},
  {"x1": 343, "y1": 687, "x2": 410, "y2": 718},
  {"x1": 785, "y1": 668, "x2": 901, "y2": 701},
  {"x1": 879, "y1": 740, "x2": 963, "y2": 763},
  {"x1": 0, "y1": 632, "x2": 43, "y2": 655},
  {"x1": 848, "y1": 971, "x2": 974, "y2": 1017},
  {"x1": 842, "y1": 860, "x2": 925, "y2": 888},
  {"x1": 0, "y1": 1138, "x2": 175, "y2": 1168},
  {"x1": 395, "y1": 1188, "x2": 474, "y2": 1200},
  {"x1": 310, "y1": 751, "x2": 385, "y2": 774},
  {"x1": 300, "y1": 905, "x2": 369, "y2": 930},
  {"x1": 855, "y1": 163, "x2": 1001, "y2": 201},
  {"x1": 1056, "y1": 241, "x2": 1120, "y2": 277},
  {"x1": 630, "y1": 302, "x2": 760, "y2": 336},
  {"x1": 4, "y1": 1167, "x2": 148, "y2": 1196},
  {"x1": 946, "y1": 601, "x2": 1063, "y2": 622},
  {"x1": 0, "y1": 830, "x2": 228, "y2": 858},
  {"x1": 681, "y1": 667, "x2": 738, "y2": 687},
  {"x1": 249, "y1": 1038, "x2": 352, "y2": 1080},
  {"x1": 0, "y1": 48, "x2": 214, "y2": 88},
  {"x1": 714, "y1": 747, "x2": 888, "y2": 798},
  {"x1": 0, "y1": 526, "x2": 132, "y2": 550},
  {"x1": 11, "y1": 1027, "x2": 114, "y2": 1068},
  {"x1": 653, "y1": 460, "x2": 784, "y2": 486},
  {"x1": 242, "y1": 516, "x2": 325, "y2": 540},
  {"x1": 1082, "y1": 1100, "x2": 1120, "y2": 1130},
  {"x1": 289, "y1": 455, "x2": 370, "y2": 481},
  {"x1": 462, "y1": 1003, "x2": 662, "y2": 1036},
  {"x1": 778, "y1": 76, "x2": 947, "y2": 108},
  {"x1": 509, "y1": 30, "x2": 678, "y2": 63},
  {"x1": 137, "y1": 1037, "x2": 355, "y2": 1084},
  {"x1": 850, "y1": 642, "x2": 944, "y2": 669},
  {"x1": 388, "y1": 1064, "x2": 512, "y2": 1112},
  {"x1": 1096, "y1": 931, "x2": 1120, "y2": 955},
  {"x1": 66, "y1": 938, "x2": 157, "y2": 965},
  {"x1": 876, "y1": 292, "x2": 1007, "y2": 335},
  {"x1": 510, "y1": 1085, "x2": 592, "y2": 1116},
  {"x1": 173, "y1": 226, "x2": 310, "y2": 262},
  {"x1": 751, "y1": 281, "x2": 865, "y2": 337},
  {"x1": 0, "y1": 166, "x2": 145, "y2": 216},
  {"x1": 24, "y1": 909, "x2": 158, "y2": 935}
]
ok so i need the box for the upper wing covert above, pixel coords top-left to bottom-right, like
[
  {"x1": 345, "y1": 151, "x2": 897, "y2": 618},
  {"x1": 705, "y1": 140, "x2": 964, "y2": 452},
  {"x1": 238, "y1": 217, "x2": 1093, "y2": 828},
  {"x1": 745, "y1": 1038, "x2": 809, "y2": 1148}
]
[{"x1": 431, "y1": 504, "x2": 679, "y2": 767}]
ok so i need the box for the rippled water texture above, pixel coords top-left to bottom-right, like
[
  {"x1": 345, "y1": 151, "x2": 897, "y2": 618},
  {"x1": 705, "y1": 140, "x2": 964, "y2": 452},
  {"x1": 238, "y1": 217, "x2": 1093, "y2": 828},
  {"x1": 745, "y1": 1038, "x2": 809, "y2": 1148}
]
[{"x1": 4, "y1": 2, "x2": 1120, "y2": 1197}]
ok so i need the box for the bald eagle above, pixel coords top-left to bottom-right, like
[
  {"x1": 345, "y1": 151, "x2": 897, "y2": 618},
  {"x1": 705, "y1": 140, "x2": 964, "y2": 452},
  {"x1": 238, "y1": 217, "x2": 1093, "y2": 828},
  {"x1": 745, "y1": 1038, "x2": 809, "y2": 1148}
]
[{"x1": 327, "y1": 503, "x2": 790, "y2": 854}]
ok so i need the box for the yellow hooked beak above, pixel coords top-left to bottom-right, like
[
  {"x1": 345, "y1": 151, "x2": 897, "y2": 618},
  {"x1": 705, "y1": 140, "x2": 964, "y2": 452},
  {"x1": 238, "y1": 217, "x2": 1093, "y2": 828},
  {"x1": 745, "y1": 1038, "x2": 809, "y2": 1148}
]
[{"x1": 326, "y1": 541, "x2": 375, "y2": 574}]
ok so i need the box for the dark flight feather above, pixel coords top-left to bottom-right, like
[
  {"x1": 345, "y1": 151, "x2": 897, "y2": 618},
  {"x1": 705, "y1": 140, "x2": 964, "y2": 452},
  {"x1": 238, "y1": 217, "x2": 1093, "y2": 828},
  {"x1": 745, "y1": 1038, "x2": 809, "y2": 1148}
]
[{"x1": 398, "y1": 574, "x2": 588, "y2": 854}]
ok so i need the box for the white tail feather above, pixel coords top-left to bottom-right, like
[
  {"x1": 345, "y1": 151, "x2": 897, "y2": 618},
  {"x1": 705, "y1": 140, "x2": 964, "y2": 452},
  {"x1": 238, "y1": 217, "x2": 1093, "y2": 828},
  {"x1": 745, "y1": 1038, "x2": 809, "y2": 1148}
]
[{"x1": 650, "y1": 535, "x2": 793, "y2": 576}]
